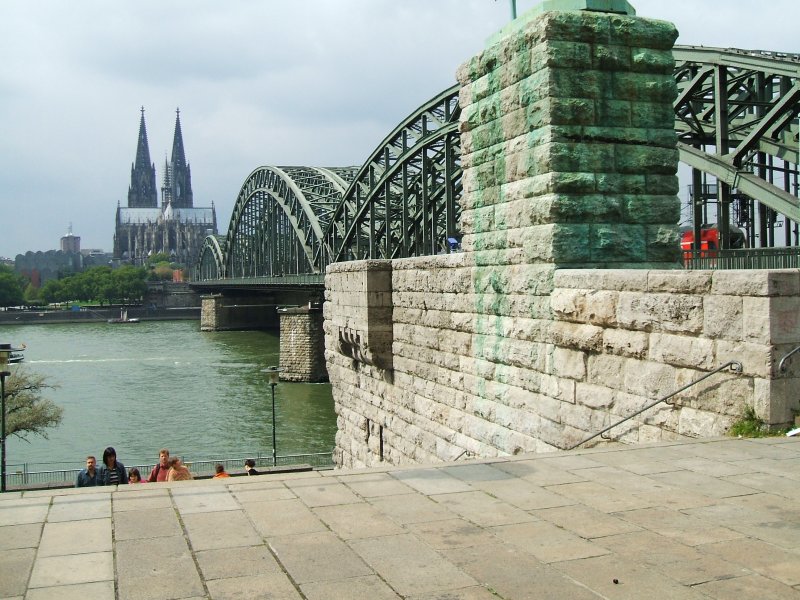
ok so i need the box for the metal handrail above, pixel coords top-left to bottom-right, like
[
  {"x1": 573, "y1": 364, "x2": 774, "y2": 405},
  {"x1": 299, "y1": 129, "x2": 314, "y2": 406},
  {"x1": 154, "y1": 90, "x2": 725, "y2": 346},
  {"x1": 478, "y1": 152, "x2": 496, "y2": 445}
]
[
  {"x1": 567, "y1": 361, "x2": 743, "y2": 451},
  {"x1": 778, "y1": 345, "x2": 800, "y2": 373}
]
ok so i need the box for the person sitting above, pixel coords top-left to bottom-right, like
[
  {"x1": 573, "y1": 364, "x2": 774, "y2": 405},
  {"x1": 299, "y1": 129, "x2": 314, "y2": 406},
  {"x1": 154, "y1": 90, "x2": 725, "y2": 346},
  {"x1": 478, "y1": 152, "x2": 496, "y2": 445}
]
[
  {"x1": 167, "y1": 457, "x2": 194, "y2": 481},
  {"x1": 148, "y1": 448, "x2": 170, "y2": 482},
  {"x1": 128, "y1": 467, "x2": 145, "y2": 483},
  {"x1": 244, "y1": 459, "x2": 259, "y2": 476},
  {"x1": 98, "y1": 446, "x2": 128, "y2": 486},
  {"x1": 213, "y1": 464, "x2": 230, "y2": 479},
  {"x1": 75, "y1": 455, "x2": 99, "y2": 487}
]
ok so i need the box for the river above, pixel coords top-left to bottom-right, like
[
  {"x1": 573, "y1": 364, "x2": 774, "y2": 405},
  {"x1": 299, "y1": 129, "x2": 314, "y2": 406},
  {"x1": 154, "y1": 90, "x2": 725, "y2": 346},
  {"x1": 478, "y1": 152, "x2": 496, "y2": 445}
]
[{"x1": 1, "y1": 320, "x2": 337, "y2": 470}]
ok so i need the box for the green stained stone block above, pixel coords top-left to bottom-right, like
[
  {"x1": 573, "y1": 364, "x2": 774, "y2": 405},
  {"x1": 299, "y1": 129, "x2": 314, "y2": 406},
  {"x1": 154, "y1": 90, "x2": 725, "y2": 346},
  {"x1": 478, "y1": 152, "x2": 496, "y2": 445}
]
[
  {"x1": 551, "y1": 224, "x2": 592, "y2": 262},
  {"x1": 588, "y1": 224, "x2": 645, "y2": 261},
  {"x1": 549, "y1": 172, "x2": 597, "y2": 193},
  {"x1": 596, "y1": 173, "x2": 646, "y2": 194},
  {"x1": 646, "y1": 224, "x2": 682, "y2": 262},
  {"x1": 535, "y1": 40, "x2": 593, "y2": 69},
  {"x1": 550, "y1": 67, "x2": 608, "y2": 99},
  {"x1": 631, "y1": 48, "x2": 675, "y2": 74},
  {"x1": 595, "y1": 98, "x2": 631, "y2": 126},
  {"x1": 548, "y1": 97, "x2": 596, "y2": 125},
  {"x1": 620, "y1": 194, "x2": 681, "y2": 224},
  {"x1": 630, "y1": 101, "x2": 675, "y2": 127},
  {"x1": 615, "y1": 145, "x2": 678, "y2": 175},
  {"x1": 607, "y1": 15, "x2": 678, "y2": 49},
  {"x1": 539, "y1": 11, "x2": 612, "y2": 45},
  {"x1": 645, "y1": 174, "x2": 679, "y2": 194},
  {"x1": 550, "y1": 193, "x2": 623, "y2": 222},
  {"x1": 613, "y1": 72, "x2": 677, "y2": 102},
  {"x1": 592, "y1": 44, "x2": 631, "y2": 71},
  {"x1": 549, "y1": 142, "x2": 616, "y2": 172}
]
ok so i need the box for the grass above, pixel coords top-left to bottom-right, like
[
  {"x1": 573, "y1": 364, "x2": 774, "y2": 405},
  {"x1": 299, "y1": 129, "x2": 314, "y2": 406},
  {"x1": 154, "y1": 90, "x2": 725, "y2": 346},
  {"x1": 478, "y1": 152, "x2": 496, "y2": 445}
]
[{"x1": 729, "y1": 406, "x2": 791, "y2": 438}]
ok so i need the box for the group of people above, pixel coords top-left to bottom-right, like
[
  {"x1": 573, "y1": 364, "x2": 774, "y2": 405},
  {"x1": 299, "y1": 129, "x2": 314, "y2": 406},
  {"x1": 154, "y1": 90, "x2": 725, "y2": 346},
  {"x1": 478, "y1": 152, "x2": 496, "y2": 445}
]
[{"x1": 75, "y1": 447, "x2": 260, "y2": 487}]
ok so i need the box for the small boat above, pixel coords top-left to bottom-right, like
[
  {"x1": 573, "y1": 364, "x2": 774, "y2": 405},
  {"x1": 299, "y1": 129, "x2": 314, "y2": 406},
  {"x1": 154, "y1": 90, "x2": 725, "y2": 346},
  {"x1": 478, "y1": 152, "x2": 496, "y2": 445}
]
[
  {"x1": 9, "y1": 352, "x2": 24, "y2": 364},
  {"x1": 108, "y1": 309, "x2": 140, "y2": 324}
]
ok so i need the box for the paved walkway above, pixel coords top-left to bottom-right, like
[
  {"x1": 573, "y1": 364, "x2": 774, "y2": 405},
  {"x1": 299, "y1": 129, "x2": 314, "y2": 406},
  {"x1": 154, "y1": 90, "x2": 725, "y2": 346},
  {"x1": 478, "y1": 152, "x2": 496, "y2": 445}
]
[{"x1": 1, "y1": 437, "x2": 798, "y2": 600}]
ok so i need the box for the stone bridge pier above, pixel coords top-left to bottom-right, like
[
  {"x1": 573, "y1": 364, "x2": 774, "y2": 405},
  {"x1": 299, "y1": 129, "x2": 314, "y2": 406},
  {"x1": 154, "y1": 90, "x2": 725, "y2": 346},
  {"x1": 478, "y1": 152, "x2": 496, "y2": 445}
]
[{"x1": 325, "y1": 0, "x2": 800, "y2": 468}]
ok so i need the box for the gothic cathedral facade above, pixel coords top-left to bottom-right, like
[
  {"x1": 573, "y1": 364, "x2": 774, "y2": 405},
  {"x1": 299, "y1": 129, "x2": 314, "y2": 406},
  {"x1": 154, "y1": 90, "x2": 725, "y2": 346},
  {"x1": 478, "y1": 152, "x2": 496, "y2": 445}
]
[{"x1": 113, "y1": 108, "x2": 217, "y2": 267}]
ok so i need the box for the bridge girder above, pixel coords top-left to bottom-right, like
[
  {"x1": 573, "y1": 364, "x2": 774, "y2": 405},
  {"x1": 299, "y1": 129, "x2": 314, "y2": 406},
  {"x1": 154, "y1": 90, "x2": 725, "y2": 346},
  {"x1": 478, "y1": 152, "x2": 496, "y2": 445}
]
[{"x1": 196, "y1": 45, "x2": 800, "y2": 281}]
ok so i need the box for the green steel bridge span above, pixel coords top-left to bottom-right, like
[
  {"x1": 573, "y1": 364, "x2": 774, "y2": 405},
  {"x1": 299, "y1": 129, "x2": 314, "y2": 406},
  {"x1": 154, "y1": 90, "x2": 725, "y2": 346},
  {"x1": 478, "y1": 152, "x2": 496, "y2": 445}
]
[{"x1": 193, "y1": 45, "x2": 800, "y2": 291}]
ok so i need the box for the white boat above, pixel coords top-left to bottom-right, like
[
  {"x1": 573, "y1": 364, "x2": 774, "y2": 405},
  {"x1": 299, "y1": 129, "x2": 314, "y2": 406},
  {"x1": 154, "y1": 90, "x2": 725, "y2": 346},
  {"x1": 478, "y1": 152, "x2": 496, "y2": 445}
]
[{"x1": 108, "y1": 310, "x2": 140, "y2": 324}]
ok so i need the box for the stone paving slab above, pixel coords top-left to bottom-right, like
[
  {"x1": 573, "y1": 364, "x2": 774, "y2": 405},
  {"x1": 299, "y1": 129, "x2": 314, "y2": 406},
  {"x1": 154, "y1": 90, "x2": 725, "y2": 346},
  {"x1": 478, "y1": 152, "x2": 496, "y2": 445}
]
[{"x1": 0, "y1": 437, "x2": 798, "y2": 599}]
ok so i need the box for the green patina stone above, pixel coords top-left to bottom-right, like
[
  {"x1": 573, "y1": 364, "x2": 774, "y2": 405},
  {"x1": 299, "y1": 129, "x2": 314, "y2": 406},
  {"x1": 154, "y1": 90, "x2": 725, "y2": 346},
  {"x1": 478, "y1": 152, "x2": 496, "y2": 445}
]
[
  {"x1": 588, "y1": 224, "x2": 646, "y2": 261},
  {"x1": 551, "y1": 224, "x2": 592, "y2": 262},
  {"x1": 620, "y1": 194, "x2": 681, "y2": 224}
]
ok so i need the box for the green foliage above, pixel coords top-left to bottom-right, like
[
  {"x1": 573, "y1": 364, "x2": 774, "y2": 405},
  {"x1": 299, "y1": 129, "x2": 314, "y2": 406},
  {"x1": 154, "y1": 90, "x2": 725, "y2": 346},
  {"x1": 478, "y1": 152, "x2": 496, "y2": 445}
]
[
  {"x1": 23, "y1": 282, "x2": 43, "y2": 306},
  {"x1": 3, "y1": 367, "x2": 63, "y2": 441},
  {"x1": 729, "y1": 406, "x2": 768, "y2": 438},
  {"x1": 38, "y1": 265, "x2": 148, "y2": 305},
  {"x1": 0, "y1": 265, "x2": 25, "y2": 307},
  {"x1": 146, "y1": 253, "x2": 171, "y2": 266}
]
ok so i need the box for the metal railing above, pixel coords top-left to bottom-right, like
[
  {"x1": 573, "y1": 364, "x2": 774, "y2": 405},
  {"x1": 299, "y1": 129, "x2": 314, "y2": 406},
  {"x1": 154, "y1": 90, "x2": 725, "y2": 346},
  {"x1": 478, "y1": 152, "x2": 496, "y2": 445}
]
[
  {"x1": 567, "y1": 361, "x2": 743, "y2": 451},
  {"x1": 779, "y1": 345, "x2": 800, "y2": 373},
  {"x1": 6, "y1": 451, "x2": 335, "y2": 489},
  {"x1": 684, "y1": 247, "x2": 800, "y2": 270}
]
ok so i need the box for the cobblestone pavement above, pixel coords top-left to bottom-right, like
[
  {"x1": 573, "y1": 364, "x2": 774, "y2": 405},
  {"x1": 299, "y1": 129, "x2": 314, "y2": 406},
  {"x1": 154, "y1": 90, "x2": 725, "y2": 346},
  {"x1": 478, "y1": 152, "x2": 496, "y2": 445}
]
[{"x1": 1, "y1": 437, "x2": 798, "y2": 599}]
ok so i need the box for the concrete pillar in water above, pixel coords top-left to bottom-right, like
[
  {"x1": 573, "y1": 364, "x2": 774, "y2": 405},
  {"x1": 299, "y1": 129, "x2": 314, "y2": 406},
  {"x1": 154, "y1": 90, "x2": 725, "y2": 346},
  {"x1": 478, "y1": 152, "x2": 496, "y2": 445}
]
[
  {"x1": 457, "y1": 0, "x2": 681, "y2": 273},
  {"x1": 200, "y1": 294, "x2": 225, "y2": 331},
  {"x1": 279, "y1": 305, "x2": 328, "y2": 382}
]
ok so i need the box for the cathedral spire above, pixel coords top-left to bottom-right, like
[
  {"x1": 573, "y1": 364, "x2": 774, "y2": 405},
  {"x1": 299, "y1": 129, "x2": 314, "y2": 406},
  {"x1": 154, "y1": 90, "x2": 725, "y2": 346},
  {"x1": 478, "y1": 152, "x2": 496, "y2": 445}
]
[
  {"x1": 127, "y1": 106, "x2": 158, "y2": 208},
  {"x1": 168, "y1": 107, "x2": 193, "y2": 208}
]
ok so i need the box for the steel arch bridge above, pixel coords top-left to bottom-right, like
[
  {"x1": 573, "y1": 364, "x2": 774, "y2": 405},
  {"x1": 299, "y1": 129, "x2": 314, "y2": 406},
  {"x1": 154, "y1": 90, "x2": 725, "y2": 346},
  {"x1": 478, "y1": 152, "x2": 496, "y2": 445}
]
[{"x1": 195, "y1": 45, "x2": 800, "y2": 282}]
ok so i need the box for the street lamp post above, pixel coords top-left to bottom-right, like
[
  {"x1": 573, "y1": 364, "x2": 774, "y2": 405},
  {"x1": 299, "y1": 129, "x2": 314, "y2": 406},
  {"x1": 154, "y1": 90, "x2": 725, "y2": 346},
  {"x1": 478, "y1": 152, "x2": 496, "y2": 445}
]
[
  {"x1": 263, "y1": 366, "x2": 283, "y2": 467},
  {"x1": 0, "y1": 343, "x2": 24, "y2": 493}
]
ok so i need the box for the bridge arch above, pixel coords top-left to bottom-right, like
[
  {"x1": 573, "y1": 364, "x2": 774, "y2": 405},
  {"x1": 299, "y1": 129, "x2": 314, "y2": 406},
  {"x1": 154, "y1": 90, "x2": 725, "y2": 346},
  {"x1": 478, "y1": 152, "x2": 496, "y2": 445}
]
[
  {"x1": 224, "y1": 166, "x2": 357, "y2": 277},
  {"x1": 196, "y1": 234, "x2": 226, "y2": 280}
]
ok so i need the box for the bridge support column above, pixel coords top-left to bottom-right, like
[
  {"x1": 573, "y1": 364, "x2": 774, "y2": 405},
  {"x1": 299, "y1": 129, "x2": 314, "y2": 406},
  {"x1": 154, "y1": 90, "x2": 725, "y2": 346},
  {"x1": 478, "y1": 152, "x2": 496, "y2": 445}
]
[
  {"x1": 278, "y1": 306, "x2": 328, "y2": 382},
  {"x1": 200, "y1": 295, "x2": 225, "y2": 331},
  {"x1": 457, "y1": 0, "x2": 681, "y2": 269}
]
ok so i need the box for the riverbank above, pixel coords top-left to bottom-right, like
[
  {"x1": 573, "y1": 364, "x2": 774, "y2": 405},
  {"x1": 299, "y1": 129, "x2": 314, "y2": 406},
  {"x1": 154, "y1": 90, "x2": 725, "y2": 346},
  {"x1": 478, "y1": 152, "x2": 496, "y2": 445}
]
[{"x1": 0, "y1": 306, "x2": 199, "y2": 324}]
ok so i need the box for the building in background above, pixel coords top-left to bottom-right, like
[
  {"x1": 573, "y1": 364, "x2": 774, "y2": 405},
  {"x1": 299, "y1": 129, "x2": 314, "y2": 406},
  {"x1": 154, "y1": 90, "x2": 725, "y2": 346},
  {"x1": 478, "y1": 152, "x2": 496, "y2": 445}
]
[
  {"x1": 60, "y1": 224, "x2": 80, "y2": 253},
  {"x1": 113, "y1": 108, "x2": 217, "y2": 267}
]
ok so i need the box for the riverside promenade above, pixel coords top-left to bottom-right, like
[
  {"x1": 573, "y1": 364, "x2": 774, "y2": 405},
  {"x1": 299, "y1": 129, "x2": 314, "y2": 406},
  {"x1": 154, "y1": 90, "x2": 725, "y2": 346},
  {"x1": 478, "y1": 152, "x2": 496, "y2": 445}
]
[{"x1": 1, "y1": 437, "x2": 798, "y2": 600}]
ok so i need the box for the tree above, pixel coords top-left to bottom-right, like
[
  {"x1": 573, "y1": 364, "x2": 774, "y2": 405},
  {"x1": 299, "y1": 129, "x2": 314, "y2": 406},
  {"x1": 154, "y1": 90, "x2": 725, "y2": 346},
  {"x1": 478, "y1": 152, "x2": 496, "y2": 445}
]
[
  {"x1": 3, "y1": 367, "x2": 63, "y2": 441},
  {"x1": 0, "y1": 265, "x2": 24, "y2": 307}
]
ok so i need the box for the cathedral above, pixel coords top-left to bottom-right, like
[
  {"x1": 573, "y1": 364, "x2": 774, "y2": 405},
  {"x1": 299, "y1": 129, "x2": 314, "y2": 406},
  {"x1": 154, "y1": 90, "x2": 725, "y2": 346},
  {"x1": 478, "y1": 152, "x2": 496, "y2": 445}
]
[{"x1": 113, "y1": 108, "x2": 217, "y2": 266}]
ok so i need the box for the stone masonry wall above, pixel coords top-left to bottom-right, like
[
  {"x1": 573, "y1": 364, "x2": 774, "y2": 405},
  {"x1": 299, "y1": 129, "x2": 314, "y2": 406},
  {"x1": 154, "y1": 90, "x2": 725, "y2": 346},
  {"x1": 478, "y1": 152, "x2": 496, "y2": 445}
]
[
  {"x1": 325, "y1": 5, "x2": 800, "y2": 468},
  {"x1": 327, "y1": 262, "x2": 800, "y2": 468}
]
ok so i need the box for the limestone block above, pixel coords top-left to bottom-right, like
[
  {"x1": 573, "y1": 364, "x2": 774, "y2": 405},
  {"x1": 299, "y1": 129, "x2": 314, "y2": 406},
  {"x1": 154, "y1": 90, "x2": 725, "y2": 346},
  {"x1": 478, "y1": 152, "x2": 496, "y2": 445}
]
[
  {"x1": 587, "y1": 353, "x2": 627, "y2": 389},
  {"x1": 615, "y1": 145, "x2": 678, "y2": 175},
  {"x1": 648, "y1": 332, "x2": 714, "y2": 370},
  {"x1": 674, "y1": 367, "x2": 752, "y2": 417},
  {"x1": 575, "y1": 382, "x2": 615, "y2": 409},
  {"x1": 602, "y1": 328, "x2": 648, "y2": 358},
  {"x1": 677, "y1": 406, "x2": 728, "y2": 437},
  {"x1": 560, "y1": 402, "x2": 607, "y2": 434},
  {"x1": 647, "y1": 270, "x2": 712, "y2": 294},
  {"x1": 551, "y1": 288, "x2": 618, "y2": 326},
  {"x1": 755, "y1": 296, "x2": 800, "y2": 344},
  {"x1": 592, "y1": 43, "x2": 631, "y2": 70},
  {"x1": 555, "y1": 268, "x2": 648, "y2": 291},
  {"x1": 637, "y1": 424, "x2": 665, "y2": 443},
  {"x1": 617, "y1": 291, "x2": 703, "y2": 333},
  {"x1": 741, "y1": 297, "x2": 771, "y2": 344},
  {"x1": 715, "y1": 339, "x2": 772, "y2": 378},
  {"x1": 549, "y1": 320, "x2": 604, "y2": 352},
  {"x1": 613, "y1": 73, "x2": 677, "y2": 103},
  {"x1": 547, "y1": 346, "x2": 587, "y2": 380},
  {"x1": 645, "y1": 174, "x2": 680, "y2": 195},
  {"x1": 754, "y1": 377, "x2": 798, "y2": 426},
  {"x1": 710, "y1": 270, "x2": 800, "y2": 297},
  {"x1": 595, "y1": 98, "x2": 631, "y2": 127},
  {"x1": 623, "y1": 358, "x2": 677, "y2": 399}
]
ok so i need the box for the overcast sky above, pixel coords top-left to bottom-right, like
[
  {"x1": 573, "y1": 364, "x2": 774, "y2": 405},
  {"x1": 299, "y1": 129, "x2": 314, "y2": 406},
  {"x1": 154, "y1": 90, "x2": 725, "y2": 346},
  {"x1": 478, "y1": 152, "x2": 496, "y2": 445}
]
[{"x1": 1, "y1": 0, "x2": 797, "y2": 259}]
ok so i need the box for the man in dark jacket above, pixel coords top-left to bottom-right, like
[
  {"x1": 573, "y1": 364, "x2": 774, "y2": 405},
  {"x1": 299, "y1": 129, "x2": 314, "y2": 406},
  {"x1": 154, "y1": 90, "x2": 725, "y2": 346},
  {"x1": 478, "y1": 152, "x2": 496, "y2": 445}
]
[{"x1": 75, "y1": 455, "x2": 99, "y2": 487}]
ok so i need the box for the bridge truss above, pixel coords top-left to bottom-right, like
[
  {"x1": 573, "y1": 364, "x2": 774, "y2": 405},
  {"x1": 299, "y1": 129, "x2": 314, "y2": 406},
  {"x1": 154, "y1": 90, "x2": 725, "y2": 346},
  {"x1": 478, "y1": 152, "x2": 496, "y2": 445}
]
[
  {"x1": 196, "y1": 45, "x2": 800, "y2": 281},
  {"x1": 674, "y1": 46, "x2": 800, "y2": 248}
]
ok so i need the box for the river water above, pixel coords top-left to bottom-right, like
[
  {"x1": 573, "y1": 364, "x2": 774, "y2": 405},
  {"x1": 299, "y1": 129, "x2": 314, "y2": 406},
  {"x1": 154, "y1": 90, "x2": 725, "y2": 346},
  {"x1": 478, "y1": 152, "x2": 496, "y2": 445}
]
[{"x1": 1, "y1": 320, "x2": 337, "y2": 469}]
